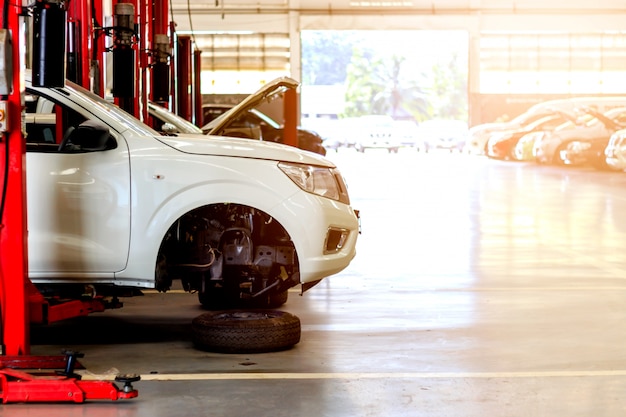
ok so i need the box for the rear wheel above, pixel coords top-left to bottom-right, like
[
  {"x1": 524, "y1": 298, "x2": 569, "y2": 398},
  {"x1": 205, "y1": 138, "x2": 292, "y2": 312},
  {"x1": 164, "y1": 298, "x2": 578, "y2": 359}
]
[
  {"x1": 266, "y1": 290, "x2": 289, "y2": 308},
  {"x1": 198, "y1": 288, "x2": 231, "y2": 310},
  {"x1": 553, "y1": 143, "x2": 569, "y2": 165},
  {"x1": 591, "y1": 157, "x2": 610, "y2": 171}
]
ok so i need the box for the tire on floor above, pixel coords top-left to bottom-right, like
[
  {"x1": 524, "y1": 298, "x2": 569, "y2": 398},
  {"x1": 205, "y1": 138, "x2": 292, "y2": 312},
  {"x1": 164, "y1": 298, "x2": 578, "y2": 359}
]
[{"x1": 191, "y1": 310, "x2": 301, "y2": 353}]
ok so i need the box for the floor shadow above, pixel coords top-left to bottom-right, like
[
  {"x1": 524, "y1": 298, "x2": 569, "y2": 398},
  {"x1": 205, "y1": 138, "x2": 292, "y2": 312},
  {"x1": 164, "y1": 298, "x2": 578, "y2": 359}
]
[{"x1": 30, "y1": 315, "x2": 194, "y2": 345}]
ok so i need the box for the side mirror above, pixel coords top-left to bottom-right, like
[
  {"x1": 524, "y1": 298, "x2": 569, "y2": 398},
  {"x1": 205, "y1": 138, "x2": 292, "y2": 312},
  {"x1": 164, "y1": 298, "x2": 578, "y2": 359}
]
[
  {"x1": 59, "y1": 120, "x2": 116, "y2": 152},
  {"x1": 161, "y1": 123, "x2": 179, "y2": 134}
]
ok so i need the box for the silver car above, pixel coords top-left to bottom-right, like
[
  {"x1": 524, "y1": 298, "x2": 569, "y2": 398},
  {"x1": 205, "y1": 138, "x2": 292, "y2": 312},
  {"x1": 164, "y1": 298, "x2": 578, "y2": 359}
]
[{"x1": 605, "y1": 129, "x2": 626, "y2": 171}]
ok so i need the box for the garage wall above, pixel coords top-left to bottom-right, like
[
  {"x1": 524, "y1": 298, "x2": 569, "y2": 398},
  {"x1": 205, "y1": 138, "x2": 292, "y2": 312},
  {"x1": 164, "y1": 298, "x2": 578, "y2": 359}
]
[{"x1": 169, "y1": 1, "x2": 626, "y2": 124}]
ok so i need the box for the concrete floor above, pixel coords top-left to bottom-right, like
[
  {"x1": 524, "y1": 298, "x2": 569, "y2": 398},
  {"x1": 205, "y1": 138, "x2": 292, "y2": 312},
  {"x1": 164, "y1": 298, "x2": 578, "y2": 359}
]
[{"x1": 7, "y1": 150, "x2": 626, "y2": 416}]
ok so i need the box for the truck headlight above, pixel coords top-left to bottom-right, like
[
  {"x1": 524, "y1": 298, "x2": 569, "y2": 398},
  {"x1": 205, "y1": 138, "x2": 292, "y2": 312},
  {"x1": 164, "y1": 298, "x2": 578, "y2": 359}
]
[{"x1": 279, "y1": 162, "x2": 350, "y2": 204}]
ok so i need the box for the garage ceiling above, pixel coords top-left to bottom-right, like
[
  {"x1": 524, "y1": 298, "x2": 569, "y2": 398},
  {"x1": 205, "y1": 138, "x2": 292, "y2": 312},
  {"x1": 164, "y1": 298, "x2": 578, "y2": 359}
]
[
  {"x1": 169, "y1": 0, "x2": 626, "y2": 33},
  {"x1": 170, "y1": 0, "x2": 626, "y2": 18}
]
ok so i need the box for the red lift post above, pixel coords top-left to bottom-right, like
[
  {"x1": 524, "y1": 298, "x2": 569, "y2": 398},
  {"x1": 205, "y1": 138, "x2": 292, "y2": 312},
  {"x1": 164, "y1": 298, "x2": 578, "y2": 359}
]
[
  {"x1": 152, "y1": 0, "x2": 171, "y2": 106},
  {"x1": 193, "y1": 48, "x2": 202, "y2": 126},
  {"x1": 0, "y1": 0, "x2": 140, "y2": 403},
  {"x1": 111, "y1": 0, "x2": 138, "y2": 116},
  {"x1": 0, "y1": 0, "x2": 29, "y2": 358},
  {"x1": 92, "y1": 0, "x2": 106, "y2": 95},
  {"x1": 283, "y1": 88, "x2": 298, "y2": 147},
  {"x1": 66, "y1": 0, "x2": 92, "y2": 88},
  {"x1": 176, "y1": 35, "x2": 193, "y2": 122}
]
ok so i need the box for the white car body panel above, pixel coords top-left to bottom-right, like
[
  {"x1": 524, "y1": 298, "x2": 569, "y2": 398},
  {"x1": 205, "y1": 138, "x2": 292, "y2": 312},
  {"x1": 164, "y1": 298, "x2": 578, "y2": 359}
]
[
  {"x1": 26, "y1": 148, "x2": 131, "y2": 275},
  {"x1": 605, "y1": 129, "x2": 626, "y2": 171},
  {"x1": 25, "y1": 77, "x2": 358, "y2": 290}
]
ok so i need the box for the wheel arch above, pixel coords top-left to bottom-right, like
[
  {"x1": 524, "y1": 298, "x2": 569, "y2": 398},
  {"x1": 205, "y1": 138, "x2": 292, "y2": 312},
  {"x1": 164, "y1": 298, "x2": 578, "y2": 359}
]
[{"x1": 116, "y1": 181, "x2": 303, "y2": 285}]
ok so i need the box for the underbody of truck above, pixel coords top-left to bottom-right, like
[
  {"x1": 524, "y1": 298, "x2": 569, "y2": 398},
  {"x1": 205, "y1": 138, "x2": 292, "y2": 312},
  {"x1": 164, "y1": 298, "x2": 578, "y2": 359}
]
[{"x1": 156, "y1": 203, "x2": 301, "y2": 309}]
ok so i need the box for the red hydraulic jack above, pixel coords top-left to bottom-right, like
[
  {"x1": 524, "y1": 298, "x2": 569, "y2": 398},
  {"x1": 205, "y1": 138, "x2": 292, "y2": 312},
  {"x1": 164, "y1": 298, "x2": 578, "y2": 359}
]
[
  {"x1": 0, "y1": 351, "x2": 140, "y2": 403},
  {"x1": 0, "y1": 0, "x2": 139, "y2": 403}
]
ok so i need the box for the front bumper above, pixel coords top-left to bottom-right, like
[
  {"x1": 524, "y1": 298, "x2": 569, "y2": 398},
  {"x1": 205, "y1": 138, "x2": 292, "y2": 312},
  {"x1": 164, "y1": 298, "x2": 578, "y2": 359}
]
[
  {"x1": 277, "y1": 191, "x2": 359, "y2": 284},
  {"x1": 606, "y1": 156, "x2": 626, "y2": 171}
]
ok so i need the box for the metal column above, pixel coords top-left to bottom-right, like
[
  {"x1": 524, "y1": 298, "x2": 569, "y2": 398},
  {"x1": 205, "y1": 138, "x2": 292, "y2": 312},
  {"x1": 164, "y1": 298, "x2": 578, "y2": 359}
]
[
  {"x1": 283, "y1": 88, "x2": 298, "y2": 147},
  {"x1": 0, "y1": 0, "x2": 29, "y2": 356}
]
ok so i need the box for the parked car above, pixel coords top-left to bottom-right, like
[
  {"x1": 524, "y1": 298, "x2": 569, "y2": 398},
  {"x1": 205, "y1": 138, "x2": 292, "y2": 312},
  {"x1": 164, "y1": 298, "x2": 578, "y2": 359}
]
[
  {"x1": 329, "y1": 117, "x2": 359, "y2": 150},
  {"x1": 468, "y1": 111, "x2": 548, "y2": 155},
  {"x1": 559, "y1": 139, "x2": 611, "y2": 169},
  {"x1": 392, "y1": 120, "x2": 421, "y2": 149},
  {"x1": 202, "y1": 104, "x2": 231, "y2": 125},
  {"x1": 533, "y1": 107, "x2": 626, "y2": 165},
  {"x1": 605, "y1": 128, "x2": 626, "y2": 171},
  {"x1": 23, "y1": 71, "x2": 359, "y2": 311},
  {"x1": 202, "y1": 78, "x2": 326, "y2": 156},
  {"x1": 467, "y1": 97, "x2": 626, "y2": 155},
  {"x1": 353, "y1": 115, "x2": 400, "y2": 153},
  {"x1": 299, "y1": 117, "x2": 358, "y2": 152},
  {"x1": 148, "y1": 101, "x2": 204, "y2": 134},
  {"x1": 418, "y1": 119, "x2": 468, "y2": 152},
  {"x1": 486, "y1": 112, "x2": 577, "y2": 160},
  {"x1": 513, "y1": 131, "x2": 542, "y2": 161},
  {"x1": 558, "y1": 107, "x2": 626, "y2": 169}
]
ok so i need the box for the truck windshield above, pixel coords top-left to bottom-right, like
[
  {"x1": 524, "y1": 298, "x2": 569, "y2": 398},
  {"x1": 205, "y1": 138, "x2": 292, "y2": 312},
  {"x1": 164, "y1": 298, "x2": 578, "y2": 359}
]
[{"x1": 65, "y1": 80, "x2": 160, "y2": 137}]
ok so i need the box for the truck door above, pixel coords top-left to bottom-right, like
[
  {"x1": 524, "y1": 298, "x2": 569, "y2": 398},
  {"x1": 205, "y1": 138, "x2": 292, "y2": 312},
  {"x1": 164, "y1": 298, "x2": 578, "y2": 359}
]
[{"x1": 24, "y1": 91, "x2": 131, "y2": 276}]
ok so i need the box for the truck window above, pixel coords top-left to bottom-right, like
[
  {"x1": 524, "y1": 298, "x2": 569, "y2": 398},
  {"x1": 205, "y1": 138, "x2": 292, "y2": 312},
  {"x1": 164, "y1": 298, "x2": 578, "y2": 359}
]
[{"x1": 25, "y1": 91, "x2": 88, "y2": 152}]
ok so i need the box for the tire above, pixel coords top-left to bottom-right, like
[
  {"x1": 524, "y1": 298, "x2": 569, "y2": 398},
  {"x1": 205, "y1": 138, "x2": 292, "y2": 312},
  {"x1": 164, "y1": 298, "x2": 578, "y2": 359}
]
[
  {"x1": 591, "y1": 158, "x2": 610, "y2": 171},
  {"x1": 553, "y1": 143, "x2": 568, "y2": 165},
  {"x1": 198, "y1": 289, "x2": 231, "y2": 310},
  {"x1": 266, "y1": 290, "x2": 289, "y2": 308},
  {"x1": 192, "y1": 310, "x2": 301, "y2": 353}
]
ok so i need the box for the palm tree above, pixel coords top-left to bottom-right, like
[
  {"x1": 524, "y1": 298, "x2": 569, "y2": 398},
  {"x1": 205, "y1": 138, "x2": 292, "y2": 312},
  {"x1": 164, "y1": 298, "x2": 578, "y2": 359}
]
[{"x1": 343, "y1": 49, "x2": 428, "y2": 120}]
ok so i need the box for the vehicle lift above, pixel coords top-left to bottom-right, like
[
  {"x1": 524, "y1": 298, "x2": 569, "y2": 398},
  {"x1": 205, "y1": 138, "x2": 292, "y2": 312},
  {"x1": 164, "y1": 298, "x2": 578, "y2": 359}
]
[
  {"x1": 0, "y1": 0, "x2": 294, "y2": 402},
  {"x1": 0, "y1": 0, "x2": 141, "y2": 403}
]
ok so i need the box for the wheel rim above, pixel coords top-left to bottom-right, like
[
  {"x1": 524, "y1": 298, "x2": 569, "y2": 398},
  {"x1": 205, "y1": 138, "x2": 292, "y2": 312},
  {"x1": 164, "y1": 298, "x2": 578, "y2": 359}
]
[{"x1": 214, "y1": 311, "x2": 281, "y2": 321}]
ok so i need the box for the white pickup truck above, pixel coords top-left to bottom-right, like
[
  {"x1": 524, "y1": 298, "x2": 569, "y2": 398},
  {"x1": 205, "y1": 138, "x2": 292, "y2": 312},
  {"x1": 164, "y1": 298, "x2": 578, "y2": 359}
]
[{"x1": 23, "y1": 73, "x2": 359, "y2": 310}]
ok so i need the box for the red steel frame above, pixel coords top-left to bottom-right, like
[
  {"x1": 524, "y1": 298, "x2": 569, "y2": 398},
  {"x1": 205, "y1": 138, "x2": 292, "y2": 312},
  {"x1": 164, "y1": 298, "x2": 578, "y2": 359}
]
[
  {"x1": 111, "y1": 0, "x2": 139, "y2": 117},
  {"x1": 0, "y1": 350, "x2": 140, "y2": 403},
  {"x1": 152, "y1": 0, "x2": 170, "y2": 107},
  {"x1": 92, "y1": 0, "x2": 106, "y2": 95},
  {"x1": 67, "y1": 0, "x2": 92, "y2": 89},
  {"x1": 283, "y1": 88, "x2": 298, "y2": 147},
  {"x1": 0, "y1": 1, "x2": 140, "y2": 402},
  {"x1": 0, "y1": 368, "x2": 139, "y2": 403},
  {"x1": 194, "y1": 49, "x2": 202, "y2": 126},
  {"x1": 138, "y1": 0, "x2": 151, "y2": 122},
  {"x1": 0, "y1": 0, "x2": 29, "y2": 357},
  {"x1": 176, "y1": 35, "x2": 193, "y2": 122}
]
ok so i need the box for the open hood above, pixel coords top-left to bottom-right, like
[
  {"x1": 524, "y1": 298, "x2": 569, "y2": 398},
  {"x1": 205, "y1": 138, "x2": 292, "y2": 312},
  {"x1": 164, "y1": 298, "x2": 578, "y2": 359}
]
[{"x1": 203, "y1": 76, "x2": 300, "y2": 135}]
